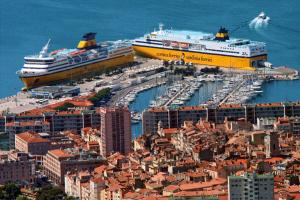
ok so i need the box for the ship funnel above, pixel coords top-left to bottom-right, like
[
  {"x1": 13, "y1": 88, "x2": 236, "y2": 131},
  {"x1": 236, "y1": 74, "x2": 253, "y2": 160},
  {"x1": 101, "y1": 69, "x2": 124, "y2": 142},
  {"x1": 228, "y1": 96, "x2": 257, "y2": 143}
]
[
  {"x1": 214, "y1": 27, "x2": 229, "y2": 41},
  {"x1": 39, "y1": 39, "x2": 51, "y2": 58},
  {"x1": 77, "y1": 32, "x2": 97, "y2": 49}
]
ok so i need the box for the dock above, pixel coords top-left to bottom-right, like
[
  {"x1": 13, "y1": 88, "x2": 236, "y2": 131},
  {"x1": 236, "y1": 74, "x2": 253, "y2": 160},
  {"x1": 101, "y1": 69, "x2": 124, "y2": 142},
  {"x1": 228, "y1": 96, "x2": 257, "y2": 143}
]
[
  {"x1": 164, "y1": 83, "x2": 189, "y2": 106},
  {"x1": 218, "y1": 80, "x2": 246, "y2": 105}
]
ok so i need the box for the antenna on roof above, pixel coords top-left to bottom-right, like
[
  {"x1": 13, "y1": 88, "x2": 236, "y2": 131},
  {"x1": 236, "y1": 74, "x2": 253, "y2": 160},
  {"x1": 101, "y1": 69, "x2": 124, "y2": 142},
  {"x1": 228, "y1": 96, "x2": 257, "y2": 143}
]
[{"x1": 39, "y1": 39, "x2": 51, "y2": 58}]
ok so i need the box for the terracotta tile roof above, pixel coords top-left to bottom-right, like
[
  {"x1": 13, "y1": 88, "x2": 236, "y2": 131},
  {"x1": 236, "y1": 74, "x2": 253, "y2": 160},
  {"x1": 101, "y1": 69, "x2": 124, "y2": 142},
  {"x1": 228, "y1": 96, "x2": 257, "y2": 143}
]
[
  {"x1": 178, "y1": 106, "x2": 206, "y2": 111},
  {"x1": 48, "y1": 149, "x2": 73, "y2": 159},
  {"x1": 256, "y1": 102, "x2": 283, "y2": 108},
  {"x1": 174, "y1": 189, "x2": 227, "y2": 197},
  {"x1": 179, "y1": 178, "x2": 227, "y2": 191},
  {"x1": 218, "y1": 103, "x2": 243, "y2": 109},
  {"x1": 16, "y1": 132, "x2": 50, "y2": 143},
  {"x1": 91, "y1": 177, "x2": 105, "y2": 184},
  {"x1": 94, "y1": 165, "x2": 107, "y2": 175},
  {"x1": 163, "y1": 185, "x2": 179, "y2": 192},
  {"x1": 162, "y1": 128, "x2": 179, "y2": 134}
]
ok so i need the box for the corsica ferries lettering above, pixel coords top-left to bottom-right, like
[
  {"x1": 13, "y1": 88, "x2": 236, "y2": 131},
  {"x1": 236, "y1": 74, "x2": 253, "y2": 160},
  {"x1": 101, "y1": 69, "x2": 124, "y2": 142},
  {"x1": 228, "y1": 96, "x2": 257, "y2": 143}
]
[{"x1": 156, "y1": 52, "x2": 212, "y2": 62}]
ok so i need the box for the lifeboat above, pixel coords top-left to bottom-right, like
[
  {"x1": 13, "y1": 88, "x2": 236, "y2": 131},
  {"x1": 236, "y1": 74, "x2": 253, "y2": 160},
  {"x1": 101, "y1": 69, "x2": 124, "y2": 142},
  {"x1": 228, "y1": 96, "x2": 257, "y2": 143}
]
[
  {"x1": 170, "y1": 41, "x2": 179, "y2": 48},
  {"x1": 69, "y1": 49, "x2": 86, "y2": 56},
  {"x1": 179, "y1": 42, "x2": 189, "y2": 49},
  {"x1": 50, "y1": 48, "x2": 66, "y2": 55}
]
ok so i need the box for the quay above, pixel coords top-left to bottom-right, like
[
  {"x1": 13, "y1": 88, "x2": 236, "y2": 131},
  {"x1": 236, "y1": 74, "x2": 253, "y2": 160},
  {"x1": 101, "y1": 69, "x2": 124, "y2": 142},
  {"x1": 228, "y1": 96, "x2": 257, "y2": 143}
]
[{"x1": 0, "y1": 56, "x2": 298, "y2": 118}]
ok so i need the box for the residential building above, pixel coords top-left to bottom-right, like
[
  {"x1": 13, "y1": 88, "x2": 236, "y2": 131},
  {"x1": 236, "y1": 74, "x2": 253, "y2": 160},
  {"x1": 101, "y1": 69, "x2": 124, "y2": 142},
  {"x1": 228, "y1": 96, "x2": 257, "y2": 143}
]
[
  {"x1": 99, "y1": 107, "x2": 131, "y2": 156},
  {"x1": 15, "y1": 132, "x2": 74, "y2": 163},
  {"x1": 43, "y1": 148, "x2": 105, "y2": 186},
  {"x1": 6, "y1": 121, "x2": 50, "y2": 149},
  {"x1": 228, "y1": 173, "x2": 274, "y2": 200},
  {"x1": 0, "y1": 151, "x2": 35, "y2": 185},
  {"x1": 15, "y1": 132, "x2": 51, "y2": 155},
  {"x1": 142, "y1": 102, "x2": 300, "y2": 134}
]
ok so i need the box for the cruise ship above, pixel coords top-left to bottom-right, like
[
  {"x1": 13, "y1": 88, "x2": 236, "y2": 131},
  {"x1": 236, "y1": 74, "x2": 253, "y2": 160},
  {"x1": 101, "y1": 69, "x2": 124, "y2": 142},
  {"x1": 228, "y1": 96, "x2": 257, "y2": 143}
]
[
  {"x1": 17, "y1": 33, "x2": 134, "y2": 90},
  {"x1": 133, "y1": 24, "x2": 269, "y2": 70}
]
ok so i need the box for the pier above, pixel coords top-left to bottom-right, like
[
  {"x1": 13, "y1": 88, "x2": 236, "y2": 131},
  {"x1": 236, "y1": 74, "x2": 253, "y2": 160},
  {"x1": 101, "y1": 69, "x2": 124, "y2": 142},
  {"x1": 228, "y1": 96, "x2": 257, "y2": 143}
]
[
  {"x1": 164, "y1": 83, "x2": 189, "y2": 106},
  {"x1": 218, "y1": 80, "x2": 246, "y2": 105}
]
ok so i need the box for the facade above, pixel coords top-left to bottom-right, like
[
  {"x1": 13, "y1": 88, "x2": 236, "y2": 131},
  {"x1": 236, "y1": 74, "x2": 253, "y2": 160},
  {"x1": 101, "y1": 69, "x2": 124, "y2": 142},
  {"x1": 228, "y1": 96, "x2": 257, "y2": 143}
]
[
  {"x1": 15, "y1": 132, "x2": 74, "y2": 158},
  {"x1": 5, "y1": 121, "x2": 50, "y2": 148},
  {"x1": 99, "y1": 107, "x2": 131, "y2": 156},
  {"x1": 64, "y1": 171, "x2": 106, "y2": 200},
  {"x1": 228, "y1": 173, "x2": 274, "y2": 200},
  {"x1": 2, "y1": 110, "x2": 101, "y2": 135},
  {"x1": 0, "y1": 151, "x2": 35, "y2": 185},
  {"x1": 142, "y1": 102, "x2": 300, "y2": 134},
  {"x1": 43, "y1": 148, "x2": 105, "y2": 186}
]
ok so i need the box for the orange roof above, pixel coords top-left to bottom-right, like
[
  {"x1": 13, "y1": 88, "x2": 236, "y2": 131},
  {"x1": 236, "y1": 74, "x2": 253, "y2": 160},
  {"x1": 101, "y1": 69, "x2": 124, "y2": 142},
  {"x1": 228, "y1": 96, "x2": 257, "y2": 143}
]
[
  {"x1": 148, "y1": 107, "x2": 168, "y2": 112},
  {"x1": 162, "y1": 128, "x2": 179, "y2": 134},
  {"x1": 94, "y1": 165, "x2": 107, "y2": 175},
  {"x1": 48, "y1": 149, "x2": 73, "y2": 159},
  {"x1": 218, "y1": 103, "x2": 243, "y2": 109},
  {"x1": 174, "y1": 190, "x2": 227, "y2": 197},
  {"x1": 256, "y1": 102, "x2": 283, "y2": 108},
  {"x1": 16, "y1": 132, "x2": 50, "y2": 143},
  {"x1": 164, "y1": 185, "x2": 179, "y2": 192},
  {"x1": 178, "y1": 106, "x2": 206, "y2": 111},
  {"x1": 91, "y1": 177, "x2": 105, "y2": 184},
  {"x1": 179, "y1": 178, "x2": 227, "y2": 191}
]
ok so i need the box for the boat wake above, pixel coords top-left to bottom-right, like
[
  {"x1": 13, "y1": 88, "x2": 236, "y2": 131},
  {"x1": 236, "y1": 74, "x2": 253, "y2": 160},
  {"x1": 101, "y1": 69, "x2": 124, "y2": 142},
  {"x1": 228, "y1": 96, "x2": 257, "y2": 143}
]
[{"x1": 249, "y1": 12, "x2": 270, "y2": 30}]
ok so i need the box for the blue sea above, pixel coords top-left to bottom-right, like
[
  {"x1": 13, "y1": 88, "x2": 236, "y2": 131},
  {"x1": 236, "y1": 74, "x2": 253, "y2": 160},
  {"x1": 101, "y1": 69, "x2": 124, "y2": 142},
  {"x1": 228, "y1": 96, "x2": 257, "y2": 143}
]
[{"x1": 1, "y1": 0, "x2": 300, "y2": 98}]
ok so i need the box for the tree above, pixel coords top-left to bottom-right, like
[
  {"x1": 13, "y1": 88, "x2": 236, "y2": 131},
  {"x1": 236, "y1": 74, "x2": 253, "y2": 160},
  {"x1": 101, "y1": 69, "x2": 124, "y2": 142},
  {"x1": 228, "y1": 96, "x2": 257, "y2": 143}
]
[
  {"x1": 89, "y1": 88, "x2": 111, "y2": 106},
  {"x1": 0, "y1": 183, "x2": 21, "y2": 200},
  {"x1": 36, "y1": 186, "x2": 65, "y2": 200},
  {"x1": 16, "y1": 195, "x2": 30, "y2": 200},
  {"x1": 55, "y1": 102, "x2": 75, "y2": 111}
]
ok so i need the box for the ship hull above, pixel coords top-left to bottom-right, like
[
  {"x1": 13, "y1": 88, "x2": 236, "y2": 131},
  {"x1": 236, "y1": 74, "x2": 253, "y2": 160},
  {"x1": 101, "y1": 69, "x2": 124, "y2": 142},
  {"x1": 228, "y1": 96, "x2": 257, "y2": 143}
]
[
  {"x1": 133, "y1": 45, "x2": 267, "y2": 70},
  {"x1": 19, "y1": 54, "x2": 133, "y2": 90}
]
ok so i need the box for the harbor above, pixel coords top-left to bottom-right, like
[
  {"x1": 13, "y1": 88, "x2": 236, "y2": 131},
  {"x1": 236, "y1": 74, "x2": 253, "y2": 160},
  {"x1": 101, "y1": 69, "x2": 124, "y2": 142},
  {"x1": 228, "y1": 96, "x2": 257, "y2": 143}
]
[{"x1": 0, "y1": 56, "x2": 299, "y2": 137}]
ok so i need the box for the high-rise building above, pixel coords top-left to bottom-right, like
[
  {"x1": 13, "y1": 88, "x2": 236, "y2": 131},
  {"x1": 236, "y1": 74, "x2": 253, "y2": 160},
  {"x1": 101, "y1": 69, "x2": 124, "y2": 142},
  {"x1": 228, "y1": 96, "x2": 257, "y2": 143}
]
[
  {"x1": 264, "y1": 131, "x2": 280, "y2": 158},
  {"x1": 228, "y1": 172, "x2": 274, "y2": 200},
  {"x1": 99, "y1": 107, "x2": 131, "y2": 156}
]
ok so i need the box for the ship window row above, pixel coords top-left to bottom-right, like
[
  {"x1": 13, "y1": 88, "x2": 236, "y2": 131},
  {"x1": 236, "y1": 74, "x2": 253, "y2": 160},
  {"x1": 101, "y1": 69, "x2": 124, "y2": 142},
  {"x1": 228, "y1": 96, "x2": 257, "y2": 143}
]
[
  {"x1": 25, "y1": 60, "x2": 54, "y2": 64},
  {"x1": 205, "y1": 48, "x2": 240, "y2": 54},
  {"x1": 136, "y1": 40, "x2": 163, "y2": 45}
]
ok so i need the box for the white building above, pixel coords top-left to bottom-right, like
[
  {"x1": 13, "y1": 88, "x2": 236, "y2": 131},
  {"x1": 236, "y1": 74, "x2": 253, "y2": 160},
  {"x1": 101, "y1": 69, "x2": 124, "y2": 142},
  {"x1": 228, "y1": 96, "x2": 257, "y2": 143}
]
[{"x1": 228, "y1": 172, "x2": 274, "y2": 200}]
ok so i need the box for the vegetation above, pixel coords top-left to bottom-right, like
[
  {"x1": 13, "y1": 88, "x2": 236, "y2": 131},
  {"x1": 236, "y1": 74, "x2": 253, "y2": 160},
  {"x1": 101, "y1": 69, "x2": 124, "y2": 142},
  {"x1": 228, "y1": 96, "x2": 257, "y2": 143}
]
[
  {"x1": 89, "y1": 88, "x2": 111, "y2": 106},
  {"x1": 0, "y1": 183, "x2": 21, "y2": 200},
  {"x1": 36, "y1": 186, "x2": 76, "y2": 200},
  {"x1": 16, "y1": 195, "x2": 30, "y2": 200},
  {"x1": 55, "y1": 102, "x2": 75, "y2": 111},
  {"x1": 174, "y1": 66, "x2": 196, "y2": 76}
]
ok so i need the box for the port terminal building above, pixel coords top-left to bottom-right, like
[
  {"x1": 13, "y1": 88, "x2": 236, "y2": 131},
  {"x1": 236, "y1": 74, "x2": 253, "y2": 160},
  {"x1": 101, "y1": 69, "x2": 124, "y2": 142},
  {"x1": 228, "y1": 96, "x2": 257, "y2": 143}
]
[{"x1": 28, "y1": 86, "x2": 80, "y2": 99}]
